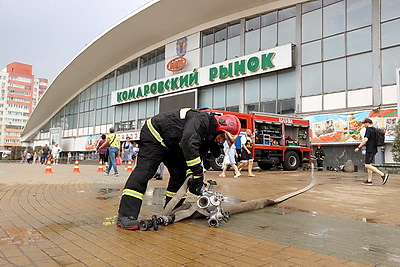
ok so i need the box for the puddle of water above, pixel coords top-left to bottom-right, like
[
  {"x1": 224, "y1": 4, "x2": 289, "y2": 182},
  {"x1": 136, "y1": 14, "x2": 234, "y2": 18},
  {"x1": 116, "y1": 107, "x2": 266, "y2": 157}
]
[
  {"x1": 98, "y1": 188, "x2": 122, "y2": 194},
  {"x1": 281, "y1": 205, "x2": 322, "y2": 215},
  {"x1": 306, "y1": 228, "x2": 333, "y2": 238},
  {"x1": 97, "y1": 188, "x2": 123, "y2": 200},
  {"x1": 362, "y1": 245, "x2": 400, "y2": 263}
]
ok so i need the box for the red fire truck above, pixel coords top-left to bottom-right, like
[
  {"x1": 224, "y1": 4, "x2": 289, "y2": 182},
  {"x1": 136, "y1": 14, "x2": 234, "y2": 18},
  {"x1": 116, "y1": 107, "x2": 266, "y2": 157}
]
[{"x1": 204, "y1": 110, "x2": 311, "y2": 171}]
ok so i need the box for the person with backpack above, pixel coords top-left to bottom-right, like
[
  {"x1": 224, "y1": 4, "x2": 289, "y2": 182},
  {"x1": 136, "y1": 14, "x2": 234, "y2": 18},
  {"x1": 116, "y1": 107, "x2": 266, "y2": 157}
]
[{"x1": 354, "y1": 118, "x2": 389, "y2": 186}]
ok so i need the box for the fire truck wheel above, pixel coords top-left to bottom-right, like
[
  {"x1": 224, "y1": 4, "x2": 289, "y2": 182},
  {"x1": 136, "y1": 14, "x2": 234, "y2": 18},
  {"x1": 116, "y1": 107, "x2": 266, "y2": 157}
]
[
  {"x1": 283, "y1": 151, "x2": 300, "y2": 171},
  {"x1": 209, "y1": 155, "x2": 224, "y2": 171}
]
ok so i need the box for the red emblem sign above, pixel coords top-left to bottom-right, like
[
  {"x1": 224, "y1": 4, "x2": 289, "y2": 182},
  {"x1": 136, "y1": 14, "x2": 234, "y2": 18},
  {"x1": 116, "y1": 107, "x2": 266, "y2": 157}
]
[{"x1": 167, "y1": 57, "x2": 187, "y2": 72}]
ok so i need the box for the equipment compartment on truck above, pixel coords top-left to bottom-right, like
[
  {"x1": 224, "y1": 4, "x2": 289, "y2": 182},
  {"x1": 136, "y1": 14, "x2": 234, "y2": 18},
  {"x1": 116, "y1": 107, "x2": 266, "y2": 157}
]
[{"x1": 203, "y1": 110, "x2": 311, "y2": 171}]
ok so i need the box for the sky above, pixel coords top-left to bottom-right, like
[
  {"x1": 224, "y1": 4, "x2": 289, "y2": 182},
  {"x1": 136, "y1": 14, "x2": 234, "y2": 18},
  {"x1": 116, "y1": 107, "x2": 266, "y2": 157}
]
[{"x1": 0, "y1": 0, "x2": 151, "y2": 83}]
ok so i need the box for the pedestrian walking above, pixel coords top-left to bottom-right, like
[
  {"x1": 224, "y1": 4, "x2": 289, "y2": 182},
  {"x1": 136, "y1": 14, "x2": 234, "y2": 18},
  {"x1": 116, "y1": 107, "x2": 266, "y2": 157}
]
[
  {"x1": 98, "y1": 128, "x2": 120, "y2": 177},
  {"x1": 51, "y1": 144, "x2": 61, "y2": 165},
  {"x1": 96, "y1": 134, "x2": 108, "y2": 170},
  {"x1": 67, "y1": 152, "x2": 72, "y2": 164},
  {"x1": 41, "y1": 144, "x2": 50, "y2": 164},
  {"x1": 354, "y1": 118, "x2": 389, "y2": 186},
  {"x1": 121, "y1": 137, "x2": 134, "y2": 170},
  {"x1": 219, "y1": 140, "x2": 241, "y2": 178},
  {"x1": 238, "y1": 129, "x2": 255, "y2": 177},
  {"x1": 132, "y1": 143, "x2": 139, "y2": 167}
]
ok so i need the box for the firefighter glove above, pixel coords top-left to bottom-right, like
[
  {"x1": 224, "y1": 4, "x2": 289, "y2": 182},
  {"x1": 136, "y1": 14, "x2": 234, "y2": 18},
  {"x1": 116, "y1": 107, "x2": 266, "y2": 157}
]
[{"x1": 188, "y1": 176, "x2": 205, "y2": 196}]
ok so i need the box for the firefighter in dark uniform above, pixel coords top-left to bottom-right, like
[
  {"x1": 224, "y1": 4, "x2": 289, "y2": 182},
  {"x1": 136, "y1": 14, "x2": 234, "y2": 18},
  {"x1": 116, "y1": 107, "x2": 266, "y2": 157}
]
[
  {"x1": 314, "y1": 144, "x2": 325, "y2": 171},
  {"x1": 117, "y1": 108, "x2": 241, "y2": 230}
]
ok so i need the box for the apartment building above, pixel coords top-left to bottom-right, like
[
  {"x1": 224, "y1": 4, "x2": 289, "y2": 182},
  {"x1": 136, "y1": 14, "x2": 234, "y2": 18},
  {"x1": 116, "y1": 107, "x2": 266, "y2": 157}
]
[{"x1": 0, "y1": 62, "x2": 48, "y2": 150}]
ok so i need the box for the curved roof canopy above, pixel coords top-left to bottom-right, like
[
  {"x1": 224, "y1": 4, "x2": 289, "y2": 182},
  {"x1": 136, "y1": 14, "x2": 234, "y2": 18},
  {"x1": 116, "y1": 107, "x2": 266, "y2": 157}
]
[{"x1": 22, "y1": 0, "x2": 286, "y2": 141}]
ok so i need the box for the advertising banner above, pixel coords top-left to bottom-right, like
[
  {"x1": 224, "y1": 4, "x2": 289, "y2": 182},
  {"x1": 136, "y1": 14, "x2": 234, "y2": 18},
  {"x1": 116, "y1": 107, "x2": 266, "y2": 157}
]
[{"x1": 306, "y1": 109, "x2": 398, "y2": 144}]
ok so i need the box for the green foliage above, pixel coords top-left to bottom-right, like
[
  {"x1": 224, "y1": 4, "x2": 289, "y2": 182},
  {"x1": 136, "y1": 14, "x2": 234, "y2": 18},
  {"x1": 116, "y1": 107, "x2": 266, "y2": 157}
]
[
  {"x1": 11, "y1": 146, "x2": 23, "y2": 160},
  {"x1": 391, "y1": 123, "x2": 400, "y2": 162}
]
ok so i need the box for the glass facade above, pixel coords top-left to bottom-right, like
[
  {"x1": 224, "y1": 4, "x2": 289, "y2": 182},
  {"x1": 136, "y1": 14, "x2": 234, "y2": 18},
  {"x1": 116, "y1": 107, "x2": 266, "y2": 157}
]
[
  {"x1": 39, "y1": 48, "x2": 164, "y2": 136},
  {"x1": 37, "y1": 0, "x2": 400, "y2": 146},
  {"x1": 301, "y1": 0, "x2": 373, "y2": 97}
]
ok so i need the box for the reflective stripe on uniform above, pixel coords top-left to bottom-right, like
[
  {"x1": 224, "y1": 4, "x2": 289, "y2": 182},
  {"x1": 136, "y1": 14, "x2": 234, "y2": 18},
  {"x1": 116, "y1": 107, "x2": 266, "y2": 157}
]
[
  {"x1": 166, "y1": 191, "x2": 187, "y2": 199},
  {"x1": 193, "y1": 175, "x2": 202, "y2": 179},
  {"x1": 186, "y1": 156, "x2": 201, "y2": 167},
  {"x1": 179, "y1": 108, "x2": 191, "y2": 119},
  {"x1": 146, "y1": 118, "x2": 167, "y2": 148},
  {"x1": 122, "y1": 189, "x2": 143, "y2": 200}
]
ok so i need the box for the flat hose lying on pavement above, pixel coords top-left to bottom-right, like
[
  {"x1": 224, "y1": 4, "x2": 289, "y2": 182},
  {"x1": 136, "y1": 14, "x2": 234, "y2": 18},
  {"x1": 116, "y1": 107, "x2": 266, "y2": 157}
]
[
  {"x1": 162, "y1": 163, "x2": 317, "y2": 222},
  {"x1": 224, "y1": 163, "x2": 317, "y2": 215}
]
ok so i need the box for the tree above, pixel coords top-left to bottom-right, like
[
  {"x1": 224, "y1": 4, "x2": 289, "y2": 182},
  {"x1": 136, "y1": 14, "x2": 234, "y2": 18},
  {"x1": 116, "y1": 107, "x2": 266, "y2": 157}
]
[{"x1": 391, "y1": 122, "x2": 400, "y2": 162}]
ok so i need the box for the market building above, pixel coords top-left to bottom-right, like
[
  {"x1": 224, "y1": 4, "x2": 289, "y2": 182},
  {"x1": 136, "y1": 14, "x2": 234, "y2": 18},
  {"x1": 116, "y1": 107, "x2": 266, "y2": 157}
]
[{"x1": 21, "y1": 0, "x2": 400, "y2": 169}]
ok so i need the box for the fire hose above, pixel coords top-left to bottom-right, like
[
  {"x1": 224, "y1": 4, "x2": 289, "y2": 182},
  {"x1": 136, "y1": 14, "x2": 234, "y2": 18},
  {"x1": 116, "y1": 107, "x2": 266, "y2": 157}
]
[{"x1": 138, "y1": 163, "x2": 316, "y2": 231}]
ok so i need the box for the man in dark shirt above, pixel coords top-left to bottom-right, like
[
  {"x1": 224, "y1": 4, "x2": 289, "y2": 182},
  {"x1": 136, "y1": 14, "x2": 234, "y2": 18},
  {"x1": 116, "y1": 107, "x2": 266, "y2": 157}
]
[
  {"x1": 41, "y1": 144, "x2": 50, "y2": 164},
  {"x1": 354, "y1": 118, "x2": 389, "y2": 186}
]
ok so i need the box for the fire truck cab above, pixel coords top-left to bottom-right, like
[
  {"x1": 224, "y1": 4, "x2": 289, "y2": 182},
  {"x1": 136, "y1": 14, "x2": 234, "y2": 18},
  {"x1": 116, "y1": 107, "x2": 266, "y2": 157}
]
[{"x1": 204, "y1": 110, "x2": 311, "y2": 171}]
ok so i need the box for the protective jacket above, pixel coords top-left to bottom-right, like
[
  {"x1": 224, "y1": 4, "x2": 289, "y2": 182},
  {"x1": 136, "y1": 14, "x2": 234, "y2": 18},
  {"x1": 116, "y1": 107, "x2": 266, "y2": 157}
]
[
  {"x1": 118, "y1": 108, "x2": 220, "y2": 219},
  {"x1": 314, "y1": 148, "x2": 325, "y2": 160},
  {"x1": 149, "y1": 108, "x2": 218, "y2": 176}
]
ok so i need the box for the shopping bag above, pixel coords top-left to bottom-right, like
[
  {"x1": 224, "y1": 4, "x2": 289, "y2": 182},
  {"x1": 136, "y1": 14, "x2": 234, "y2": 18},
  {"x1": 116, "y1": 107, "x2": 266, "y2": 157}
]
[{"x1": 116, "y1": 155, "x2": 122, "y2": 165}]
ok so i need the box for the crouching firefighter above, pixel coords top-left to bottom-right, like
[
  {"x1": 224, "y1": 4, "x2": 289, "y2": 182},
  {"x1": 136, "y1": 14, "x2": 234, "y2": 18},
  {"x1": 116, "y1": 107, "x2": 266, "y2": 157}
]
[{"x1": 116, "y1": 108, "x2": 241, "y2": 230}]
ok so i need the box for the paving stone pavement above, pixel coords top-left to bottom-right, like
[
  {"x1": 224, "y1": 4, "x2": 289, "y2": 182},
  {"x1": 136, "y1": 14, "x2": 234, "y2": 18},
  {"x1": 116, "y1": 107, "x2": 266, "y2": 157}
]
[{"x1": 0, "y1": 162, "x2": 399, "y2": 266}]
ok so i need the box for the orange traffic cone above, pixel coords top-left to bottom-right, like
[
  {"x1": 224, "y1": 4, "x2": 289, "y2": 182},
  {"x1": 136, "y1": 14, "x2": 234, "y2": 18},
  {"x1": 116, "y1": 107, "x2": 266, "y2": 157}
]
[
  {"x1": 44, "y1": 159, "x2": 53, "y2": 173},
  {"x1": 97, "y1": 159, "x2": 104, "y2": 172},
  {"x1": 73, "y1": 158, "x2": 80, "y2": 173},
  {"x1": 126, "y1": 160, "x2": 133, "y2": 172}
]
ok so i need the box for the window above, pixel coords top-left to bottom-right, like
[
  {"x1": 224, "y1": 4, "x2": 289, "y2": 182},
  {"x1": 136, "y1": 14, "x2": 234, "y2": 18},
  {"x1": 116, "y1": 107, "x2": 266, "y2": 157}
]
[
  {"x1": 278, "y1": 18, "x2": 295, "y2": 45},
  {"x1": 198, "y1": 86, "x2": 212, "y2": 109},
  {"x1": 261, "y1": 24, "x2": 277, "y2": 50},
  {"x1": 302, "y1": 9, "x2": 322, "y2": 42},
  {"x1": 302, "y1": 0, "x2": 322, "y2": 13},
  {"x1": 347, "y1": 53, "x2": 372, "y2": 89},
  {"x1": 347, "y1": 27, "x2": 371, "y2": 54},
  {"x1": 381, "y1": 19, "x2": 400, "y2": 48},
  {"x1": 278, "y1": 70, "x2": 295, "y2": 99},
  {"x1": 347, "y1": 0, "x2": 371, "y2": 31},
  {"x1": 382, "y1": 46, "x2": 400, "y2": 85},
  {"x1": 245, "y1": 77, "x2": 260, "y2": 104},
  {"x1": 323, "y1": 34, "x2": 345, "y2": 60},
  {"x1": 323, "y1": 1, "x2": 345, "y2": 37},
  {"x1": 302, "y1": 40, "x2": 321, "y2": 64},
  {"x1": 302, "y1": 64, "x2": 322, "y2": 96},
  {"x1": 213, "y1": 83, "x2": 226, "y2": 109},
  {"x1": 323, "y1": 58, "x2": 346, "y2": 93},
  {"x1": 381, "y1": 0, "x2": 400, "y2": 22},
  {"x1": 226, "y1": 82, "x2": 240, "y2": 107}
]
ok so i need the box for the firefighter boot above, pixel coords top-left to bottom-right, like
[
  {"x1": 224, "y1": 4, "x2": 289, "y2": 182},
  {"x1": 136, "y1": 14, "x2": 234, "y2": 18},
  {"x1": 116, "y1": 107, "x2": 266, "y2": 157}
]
[{"x1": 117, "y1": 214, "x2": 140, "y2": 230}]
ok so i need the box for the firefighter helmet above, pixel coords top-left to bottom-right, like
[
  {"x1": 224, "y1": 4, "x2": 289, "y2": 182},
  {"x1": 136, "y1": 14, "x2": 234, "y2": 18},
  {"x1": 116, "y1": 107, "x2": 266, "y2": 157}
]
[{"x1": 215, "y1": 114, "x2": 241, "y2": 146}]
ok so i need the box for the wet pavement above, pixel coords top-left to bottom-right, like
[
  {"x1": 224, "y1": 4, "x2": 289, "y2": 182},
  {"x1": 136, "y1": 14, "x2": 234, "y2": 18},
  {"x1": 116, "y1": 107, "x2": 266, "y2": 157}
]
[{"x1": 0, "y1": 162, "x2": 399, "y2": 266}]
